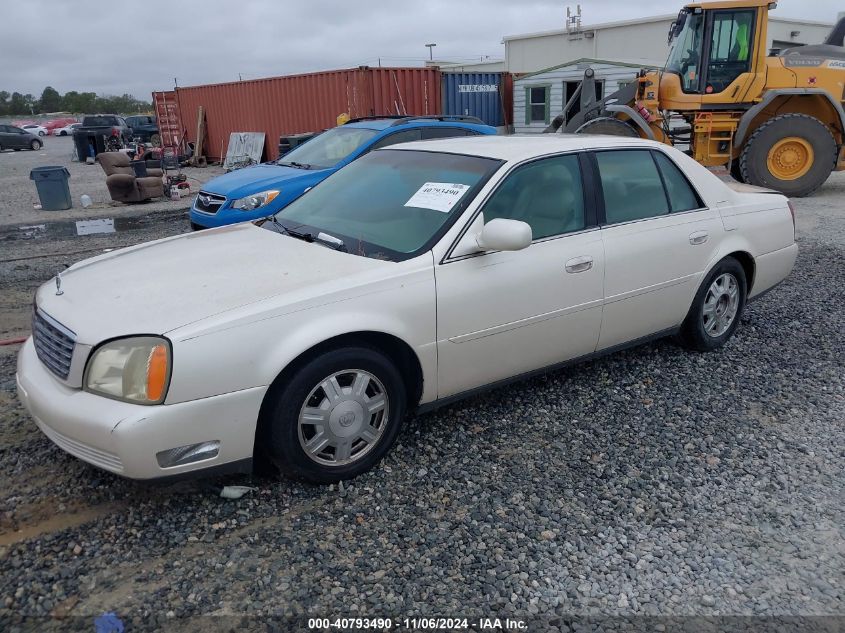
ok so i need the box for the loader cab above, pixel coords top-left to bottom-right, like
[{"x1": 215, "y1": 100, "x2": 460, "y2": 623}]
[{"x1": 663, "y1": 2, "x2": 770, "y2": 107}]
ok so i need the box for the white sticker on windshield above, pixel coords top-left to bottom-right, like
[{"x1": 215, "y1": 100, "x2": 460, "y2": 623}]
[{"x1": 404, "y1": 182, "x2": 471, "y2": 213}]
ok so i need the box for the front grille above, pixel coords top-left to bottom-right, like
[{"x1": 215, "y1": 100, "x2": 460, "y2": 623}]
[
  {"x1": 32, "y1": 309, "x2": 76, "y2": 380},
  {"x1": 194, "y1": 191, "x2": 226, "y2": 214}
]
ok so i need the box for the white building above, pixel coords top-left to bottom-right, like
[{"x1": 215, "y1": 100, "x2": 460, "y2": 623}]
[
  {"x1": 513, "y1": 58, "x2": 651, "y2": 134},
  {"x1": 503, "y1": 13, "x2": 834, "y2": 75}
]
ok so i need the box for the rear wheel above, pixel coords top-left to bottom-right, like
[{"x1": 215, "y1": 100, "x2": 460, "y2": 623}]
[
  {"x1": 150, "y1": 133, "x2": 162, "y2": 147},
  {"x1": 739, "y1": 114, "x2": 836, "y2": 197},
  {"x1": 575, "y1": 117, "x2": 640, "y2": 137},
  {"x1": 263, "y1": 346, "x2": 407, "y2": 483},
  {"x1": 679, "y1": 257, "x2": 747, "y2": 352}
]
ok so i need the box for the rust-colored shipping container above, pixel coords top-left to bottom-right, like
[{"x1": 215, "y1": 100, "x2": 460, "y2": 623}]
[{"x1": 154, "y1": 66, "x2": 442, "y2": 162}]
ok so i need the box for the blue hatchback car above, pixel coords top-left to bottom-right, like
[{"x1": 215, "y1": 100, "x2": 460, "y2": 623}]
[{"x1": 190, "y1": 116, "x2": 498, "y2": 229}]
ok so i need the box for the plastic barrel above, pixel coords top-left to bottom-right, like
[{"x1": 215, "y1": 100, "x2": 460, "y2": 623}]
[{"x1": 29, "y1": 166, "x2": 72, "y2": 210}]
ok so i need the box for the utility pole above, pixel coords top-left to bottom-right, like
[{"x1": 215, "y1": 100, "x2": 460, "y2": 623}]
[{"x1": 425, "y1": 43, "x2": 437, "y2": 61}]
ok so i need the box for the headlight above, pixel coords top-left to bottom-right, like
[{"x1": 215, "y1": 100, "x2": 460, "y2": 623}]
[
  {"x1": 84, "y1": 337, "x2": 171, "y2": 405},
  {"x1": 231, "y1": 189, "x2": 280, "y2": 211}
]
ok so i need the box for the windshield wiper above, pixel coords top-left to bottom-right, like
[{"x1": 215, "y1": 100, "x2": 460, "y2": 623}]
[
  {"x1": 263, "y1": 217, "x2": 347, "y2": 252},
  {"x1": 264, "y1": 216, "x2": 311, "y2": 240},
  {"x1": 277, "y1": 160, "x2": 312, "y2": 169}
]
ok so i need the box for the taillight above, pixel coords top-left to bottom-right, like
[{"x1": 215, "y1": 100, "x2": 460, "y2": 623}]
[{"x1": 787, "y1": 200, "x2": 796, "y2": 227}]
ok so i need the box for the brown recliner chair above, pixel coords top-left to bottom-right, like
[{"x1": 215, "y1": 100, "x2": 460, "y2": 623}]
[{"x1": 97, "y1": 152, "x2": 165, "y2": 203}]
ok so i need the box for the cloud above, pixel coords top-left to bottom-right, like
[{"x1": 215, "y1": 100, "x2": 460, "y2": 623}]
[{"x1": 1, "y1": 0, "x2": 839, "y2": 100}]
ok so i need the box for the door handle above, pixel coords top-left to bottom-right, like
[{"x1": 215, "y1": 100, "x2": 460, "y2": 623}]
[
  {"x1": 565, "y1": 256, "x2": 593, "y2": 273},
  {"x1": 689, "y1": 231, "x2": 709, "y2": 245}
]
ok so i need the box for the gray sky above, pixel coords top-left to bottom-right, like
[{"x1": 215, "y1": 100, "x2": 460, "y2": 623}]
[{"x1": 1, "y1": 0, "x2": 839, "y2": 100}]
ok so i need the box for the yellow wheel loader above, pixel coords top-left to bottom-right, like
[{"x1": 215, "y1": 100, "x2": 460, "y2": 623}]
[{"x1": 545, "y1": 0, "x2": 845, "y2": 197}]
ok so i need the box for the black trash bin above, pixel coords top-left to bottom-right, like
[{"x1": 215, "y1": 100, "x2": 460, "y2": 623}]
[
  {"x1": 30, "y1": 166, "x2": 72, "y2": 210},
  {"x1": 73, "y1": 131, "x2": 105, "y2": 161}
]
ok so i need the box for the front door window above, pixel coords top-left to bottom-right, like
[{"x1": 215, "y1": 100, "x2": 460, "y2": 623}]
[{"x1": 705, "y1": 10, "x2": 755, "y2": 93}]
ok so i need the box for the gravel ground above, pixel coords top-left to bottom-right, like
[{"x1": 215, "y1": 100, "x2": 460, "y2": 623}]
[
  {"x1": 0, "y1": 171, "x2": 842, "y2": 630},
  {"x1": 0, "y1": 135, "x2": 224, "y2": 227}
]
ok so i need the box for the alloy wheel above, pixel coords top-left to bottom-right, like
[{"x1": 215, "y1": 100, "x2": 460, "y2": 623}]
[
  {"x1": 702, "y1": 273, "x2": 740, "y2": 338},
  {"x1": 297, "y1": 369, "x2": 389, "y2": 466}
]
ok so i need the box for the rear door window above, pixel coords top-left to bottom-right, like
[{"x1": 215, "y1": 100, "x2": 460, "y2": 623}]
[
  {"x1": 371, "y1": 129, "x2": 423, "y2": 150},
  {"x1": 422, "y1": 127, "x2": 470, "y2": 139},
  {"x1": 595, "y1": 150, "x2": 669, "y2": 224}
]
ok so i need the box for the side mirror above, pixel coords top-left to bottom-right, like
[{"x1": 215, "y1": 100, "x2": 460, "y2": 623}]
[{"x1": 476, "y1": 218, "x2": 532, "y2": 252}]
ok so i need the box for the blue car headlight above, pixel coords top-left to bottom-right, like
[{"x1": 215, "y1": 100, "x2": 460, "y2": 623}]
[{"x1": 231, "y1": 189, "x2": 280, "y2": 211}]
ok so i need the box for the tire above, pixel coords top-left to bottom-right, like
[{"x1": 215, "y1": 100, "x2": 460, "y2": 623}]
[
  {"x1": 150, "y1": 133, "x2": 161, "y2": 148},
  {"x1": 59, "y1": 131, "x2": 67, "y2": 136},
  {"x1": 190, "y1": 221, "x2": 207, "y2": 231},
  {"x1": 30, "y1": 140, "x2": 42, "y2": 150},
  {"x1": 575, "y1": 117, "x2": 640, "y2": 137},
  {"x1": 263, "y1": 346, "x2": 407, "y2": 483},
  {"x1": 739, "y1": 113, "x2": 837, "y2": 197},
  {"x1": 679, "y1": 257, "x2": 747, "y2": 352},
  {"x1": 38, "y1": 131, "x2": 46, "y2": 137}
]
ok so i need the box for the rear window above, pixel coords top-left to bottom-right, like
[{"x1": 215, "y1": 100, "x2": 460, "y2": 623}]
[{"x1": 82, "y1": 116, "x2": 118, "y2": 126}]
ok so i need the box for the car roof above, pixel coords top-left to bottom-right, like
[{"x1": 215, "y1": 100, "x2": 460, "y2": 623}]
[
  {"x1": 343, "y1": 118, "x2": 494, "y2": 133},
  {"x1": 389, "y1": 134, "x2": 668, "y2": 162}
]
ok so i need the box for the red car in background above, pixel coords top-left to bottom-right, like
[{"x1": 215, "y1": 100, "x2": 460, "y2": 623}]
[{"x1": 44, "y1": 117, "x2": 78, "y2": 132}]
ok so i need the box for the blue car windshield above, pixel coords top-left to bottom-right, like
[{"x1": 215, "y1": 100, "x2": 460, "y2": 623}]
[
  {"x1": 268, "y1": 149, "x2": 502, "y2": 261},
  {"x1": 276, "y1": 127, "x2": 379, "y2": 169}
]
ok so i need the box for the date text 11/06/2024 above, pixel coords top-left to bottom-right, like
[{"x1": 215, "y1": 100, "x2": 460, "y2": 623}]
[{"x1": 307, "y1": 617, "x2": 528, "y2": 630}]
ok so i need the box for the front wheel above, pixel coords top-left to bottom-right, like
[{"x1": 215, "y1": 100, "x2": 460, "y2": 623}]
[
  {"x1": 30, "y1": 140, "x2": 42, "y2": 150},
  {"x1": 739, "y1": 114, "x2": 837, "y2": 197},
  {"x1": 679, "y1": 257, "x2": 747, "y2": 352},
  {"x1": 263, "y1": 346, "x2": 407, "y2": 483}
]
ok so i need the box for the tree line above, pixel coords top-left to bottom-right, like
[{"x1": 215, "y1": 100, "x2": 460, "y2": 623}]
[{"x1": 0, "y1": 86, "x2": 152, "y2": 116}]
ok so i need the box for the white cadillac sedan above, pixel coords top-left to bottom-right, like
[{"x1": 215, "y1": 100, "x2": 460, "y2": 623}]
[{"x1": 17, "y1": 136, "x2": 797, "y2": 483}]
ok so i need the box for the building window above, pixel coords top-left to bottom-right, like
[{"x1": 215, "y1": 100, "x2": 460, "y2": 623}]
[{"x1": 527, "y1": 86, "x2": 549, "y2": 124}]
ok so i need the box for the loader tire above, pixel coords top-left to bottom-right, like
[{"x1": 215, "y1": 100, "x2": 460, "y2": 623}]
[
  {"x1": 575, "y1": 117, "x2": 640, "y2": 138},
  {"x1": 739, "y1": 113, "x2": 837, "y2": 197}
]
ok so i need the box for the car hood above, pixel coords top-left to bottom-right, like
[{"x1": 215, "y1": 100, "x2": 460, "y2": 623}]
[
  {"x1": 35, "y1": 223, "x2": 386, "y2": 344},
  {"x1": 201, "y1": 163, "x2": 332, "y2": 199}
]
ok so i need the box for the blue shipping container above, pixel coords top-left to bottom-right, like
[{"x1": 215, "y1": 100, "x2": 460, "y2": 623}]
[{"x1": 441, "y1": 72, "x2": 510, "y2": 127}]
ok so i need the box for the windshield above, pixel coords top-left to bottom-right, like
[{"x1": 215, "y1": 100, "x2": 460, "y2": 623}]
[
  {"x1": 666, "y1": 10, "x2": 705, "y2": 92},
  {"x1": 276, "y1": 126, "x2": 379, "y2": 169},
  {"x1": 268, "y1": 149, "x2": 502, "y2": 261}
]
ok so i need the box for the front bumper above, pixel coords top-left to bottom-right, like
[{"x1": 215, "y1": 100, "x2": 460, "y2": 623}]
[{"x1": 16, "y1": 338, "x2": 266, "y2": 480}]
